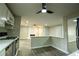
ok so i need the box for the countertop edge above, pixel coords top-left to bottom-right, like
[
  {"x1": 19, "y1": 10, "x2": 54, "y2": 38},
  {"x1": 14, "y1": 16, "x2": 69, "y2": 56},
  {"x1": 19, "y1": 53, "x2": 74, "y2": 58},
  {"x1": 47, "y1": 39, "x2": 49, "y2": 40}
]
[{"x1": 0, "y1": 37, "x2": 19, "y2": 52}]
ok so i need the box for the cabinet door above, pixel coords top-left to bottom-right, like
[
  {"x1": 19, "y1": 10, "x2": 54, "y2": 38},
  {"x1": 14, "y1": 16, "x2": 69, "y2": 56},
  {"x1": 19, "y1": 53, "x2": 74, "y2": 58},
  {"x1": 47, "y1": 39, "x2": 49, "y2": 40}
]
[
  {"x1": 5, "y1": 44, "x2": 13, "y2": 56},
  {"x1": 7, "y1": 9, "x2": 14, "y2": 26},
  {"x1": 12, "y1": 42, "x2": 16, "y2": 56},
  {"x1": 1, "y1": 4, "x2": 7, "y2": 19},
  {"x1": 0, "y1": 4, "x2": 5, "y2": 27},
  {"x1": 0, "y1": 4, "x2": 7, "y2": 27}
]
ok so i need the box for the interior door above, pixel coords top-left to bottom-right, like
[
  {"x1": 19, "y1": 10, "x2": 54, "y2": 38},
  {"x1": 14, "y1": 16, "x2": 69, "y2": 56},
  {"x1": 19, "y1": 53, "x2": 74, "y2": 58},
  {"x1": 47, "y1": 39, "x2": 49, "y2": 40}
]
[{"x1": 76, "y1": 18, "x2": 79, "y2": 49}]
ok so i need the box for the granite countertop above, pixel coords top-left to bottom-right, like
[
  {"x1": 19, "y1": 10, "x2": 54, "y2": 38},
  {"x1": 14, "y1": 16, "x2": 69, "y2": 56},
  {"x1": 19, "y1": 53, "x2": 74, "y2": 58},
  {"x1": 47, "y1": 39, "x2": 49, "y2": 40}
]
[{"x1": 0, "y1": 37, "x2": 18, "y2": 52}]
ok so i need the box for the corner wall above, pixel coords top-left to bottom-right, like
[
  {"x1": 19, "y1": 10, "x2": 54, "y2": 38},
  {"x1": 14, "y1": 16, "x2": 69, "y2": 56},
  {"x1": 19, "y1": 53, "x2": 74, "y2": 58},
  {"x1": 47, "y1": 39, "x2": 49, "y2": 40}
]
[{"x1": 48, "y1": 17, "x2": 69, "y2": 54}]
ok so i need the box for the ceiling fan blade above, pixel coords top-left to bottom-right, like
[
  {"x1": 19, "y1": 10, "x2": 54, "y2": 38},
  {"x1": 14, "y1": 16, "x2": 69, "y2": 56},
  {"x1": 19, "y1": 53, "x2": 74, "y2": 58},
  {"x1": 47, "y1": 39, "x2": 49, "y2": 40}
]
[
  {"x1": 47, "y1": 10, "x2": 54, "y2": 14},
  {"x1": 36, "y1": 10, "x2": 41, "y2": 14},
  {"x1": 42, "y1": 3, "x2": 47, "y2": 9},
  {"x1": 36, "y1": 3, "x2": 54, "y2": 14}
]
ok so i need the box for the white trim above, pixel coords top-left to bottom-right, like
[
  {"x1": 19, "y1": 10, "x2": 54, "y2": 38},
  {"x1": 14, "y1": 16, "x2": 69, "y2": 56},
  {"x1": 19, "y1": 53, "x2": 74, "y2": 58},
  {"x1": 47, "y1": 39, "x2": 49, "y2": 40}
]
[
  {"x1": 0, "y1": 36, "x2": 7, "y2": 39},
  {"x1": 51, "y1": 45, "x2": 69, "y2": 54},
  {"x1": 31, "y1": 45, "x2": 50, "y2": 49}
]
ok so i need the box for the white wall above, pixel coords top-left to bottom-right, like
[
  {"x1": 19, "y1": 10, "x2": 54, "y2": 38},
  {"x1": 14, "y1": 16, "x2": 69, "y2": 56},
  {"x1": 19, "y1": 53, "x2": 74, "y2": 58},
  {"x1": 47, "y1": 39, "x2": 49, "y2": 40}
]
[
  {"x1": 49, "y1": 24, "x2": 64, "y2": 38},
  {"x1": 68, "y1": 19, "x2": 76, "y2": 42},
  {"x1": 20, "y1": 17, "x2": 49, "y2": 38},
  {"x1": 20, "y1": 26, "x2": 28, "y2": 39},
  {"x1": 20, "y1": 25, "x2": 49, "y2": 39},
  {"x1": 48, "y1": 24, "x2": 68, "y2": 53},
  {"x1": 43, "y1": 26, "x2": 49, "y2": 36},
  {"x1": 28, "y1": 26, "x2": 49, "y2": 37},
  {"x1": 68, "y1": 24, "x2": 76, "y2": 42},
  {"x1": 48, "y1": 18, "x2": 68, "y2": 54},
  {"x1": 51, "y1": 37, "x2": 68, "y2": 53}
]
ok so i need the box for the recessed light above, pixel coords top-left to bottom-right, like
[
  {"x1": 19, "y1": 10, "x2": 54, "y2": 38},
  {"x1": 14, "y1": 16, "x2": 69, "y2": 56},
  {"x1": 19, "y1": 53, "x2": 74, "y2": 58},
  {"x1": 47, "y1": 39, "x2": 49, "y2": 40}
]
[{"x1": 73, "y1": 20, "x2": 77, "y2": 22}]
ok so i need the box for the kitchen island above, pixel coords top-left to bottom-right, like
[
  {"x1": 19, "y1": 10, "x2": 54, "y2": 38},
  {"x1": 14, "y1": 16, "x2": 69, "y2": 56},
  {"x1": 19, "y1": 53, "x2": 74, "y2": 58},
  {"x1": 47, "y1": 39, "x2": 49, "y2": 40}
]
[{"x1": 31, "y1": 36, "x2": 52, "y2": 49}]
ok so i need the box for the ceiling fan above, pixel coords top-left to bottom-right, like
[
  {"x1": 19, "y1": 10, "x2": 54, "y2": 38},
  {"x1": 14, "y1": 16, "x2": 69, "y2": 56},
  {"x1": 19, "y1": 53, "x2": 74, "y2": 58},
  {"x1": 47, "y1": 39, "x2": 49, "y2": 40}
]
[{"x1": 36, "y1": 3, "x2": 54, "y2": 14}]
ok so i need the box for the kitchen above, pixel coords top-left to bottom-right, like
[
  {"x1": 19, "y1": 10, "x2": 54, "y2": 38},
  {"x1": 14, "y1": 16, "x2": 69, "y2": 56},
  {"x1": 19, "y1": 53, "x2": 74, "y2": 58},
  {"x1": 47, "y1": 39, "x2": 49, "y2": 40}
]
[
  {"x1": 0, "y1": 3, "x2": 79, "y2": 56},
  {"x1": 0, "y1": 4, "x2": 20, "y2": 56}
]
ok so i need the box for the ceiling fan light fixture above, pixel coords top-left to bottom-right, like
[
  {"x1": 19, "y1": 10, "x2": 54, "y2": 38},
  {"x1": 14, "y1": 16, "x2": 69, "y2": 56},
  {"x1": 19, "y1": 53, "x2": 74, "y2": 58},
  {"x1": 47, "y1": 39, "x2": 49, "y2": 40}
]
[
  {"x1": 36, "y1": 3, "x2": 53, "y2": 14},
  {"x1": 41, "y1": 9, "x2": 47, "y2": 13}
]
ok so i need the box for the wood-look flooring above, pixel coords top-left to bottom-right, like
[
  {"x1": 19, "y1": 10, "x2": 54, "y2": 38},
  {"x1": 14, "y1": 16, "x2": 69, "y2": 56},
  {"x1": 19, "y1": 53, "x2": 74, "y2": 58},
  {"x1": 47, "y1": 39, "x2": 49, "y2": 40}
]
[
  {"x1": 31, "y1": 46, "x2": 67, "y2": 56},
  {"x1": 17, "y1": 39, "x2": 67, "y2": 56}
]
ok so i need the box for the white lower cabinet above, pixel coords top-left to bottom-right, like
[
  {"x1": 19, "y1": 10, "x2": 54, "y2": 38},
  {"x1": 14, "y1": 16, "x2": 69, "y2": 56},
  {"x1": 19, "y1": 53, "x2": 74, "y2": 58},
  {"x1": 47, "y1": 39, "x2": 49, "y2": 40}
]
[
  {"x1": 0, "y1": 49, "x2": 5, "y2": 56},
  {"x1": 0, "y1": 38, "x2": 19, "y2": 56}
]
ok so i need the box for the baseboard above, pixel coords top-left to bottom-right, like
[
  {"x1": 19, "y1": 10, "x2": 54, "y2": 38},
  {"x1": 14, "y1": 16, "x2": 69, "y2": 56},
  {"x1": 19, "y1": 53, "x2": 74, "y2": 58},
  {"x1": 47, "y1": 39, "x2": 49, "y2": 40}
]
[
  {"x1": 51, "y1": 45, "x2": 69, "y2": 54},
  {"x1": 32, "y1": 45, "x2": 50, "y2": 49}
]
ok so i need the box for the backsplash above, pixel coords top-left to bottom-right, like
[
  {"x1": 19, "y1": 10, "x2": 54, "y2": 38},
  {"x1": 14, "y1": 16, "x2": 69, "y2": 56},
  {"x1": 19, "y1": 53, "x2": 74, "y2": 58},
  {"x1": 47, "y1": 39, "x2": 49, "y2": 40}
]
[{"x1": 0, "y1": 27, "x2": 6, "y2": 32}]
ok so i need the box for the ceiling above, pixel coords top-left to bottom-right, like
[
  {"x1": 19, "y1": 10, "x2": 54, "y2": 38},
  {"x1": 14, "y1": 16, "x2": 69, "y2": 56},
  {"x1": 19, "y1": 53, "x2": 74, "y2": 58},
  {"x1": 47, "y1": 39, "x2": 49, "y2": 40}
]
[{"x1": 7, "y1": 3, "x2": 79, "y2": 26}]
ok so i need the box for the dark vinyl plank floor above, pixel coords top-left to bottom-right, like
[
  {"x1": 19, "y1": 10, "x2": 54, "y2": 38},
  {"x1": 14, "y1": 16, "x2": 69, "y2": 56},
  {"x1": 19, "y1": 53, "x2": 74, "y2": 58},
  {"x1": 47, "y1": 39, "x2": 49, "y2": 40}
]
[
  {"x1": 18, "y1": 46, "x2": 67, "y2": 56},
  {"x1": 31, "y1": 46, "x2": 67, "y2": 56}
]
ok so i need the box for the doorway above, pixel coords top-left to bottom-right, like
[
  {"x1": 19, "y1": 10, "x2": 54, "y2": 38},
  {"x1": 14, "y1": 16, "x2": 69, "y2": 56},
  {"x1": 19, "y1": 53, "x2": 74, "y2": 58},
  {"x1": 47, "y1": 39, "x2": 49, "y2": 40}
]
[{"x1": 67, "y1": 17, "x2": 78, "y2": 54}]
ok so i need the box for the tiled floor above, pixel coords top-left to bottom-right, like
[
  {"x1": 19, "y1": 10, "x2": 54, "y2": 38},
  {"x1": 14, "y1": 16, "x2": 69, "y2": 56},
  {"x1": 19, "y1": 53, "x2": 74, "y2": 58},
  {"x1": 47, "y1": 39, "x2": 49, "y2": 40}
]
[{"x1": 17, "y1": 39, "x2": 67, "y2": 56}]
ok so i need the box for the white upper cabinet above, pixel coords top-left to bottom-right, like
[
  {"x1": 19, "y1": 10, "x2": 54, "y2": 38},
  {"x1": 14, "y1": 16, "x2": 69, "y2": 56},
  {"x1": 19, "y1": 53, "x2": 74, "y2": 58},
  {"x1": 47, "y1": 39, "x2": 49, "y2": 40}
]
[
  {"x1": 6, "y1": 7, "x2": 14, "y2": 26},
  {"x1": 0, "y1": 4, "x2": 7, "y2": 27},
  {"x1": 0, "y1": 3, "x2": 15, "y2": 28}
]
